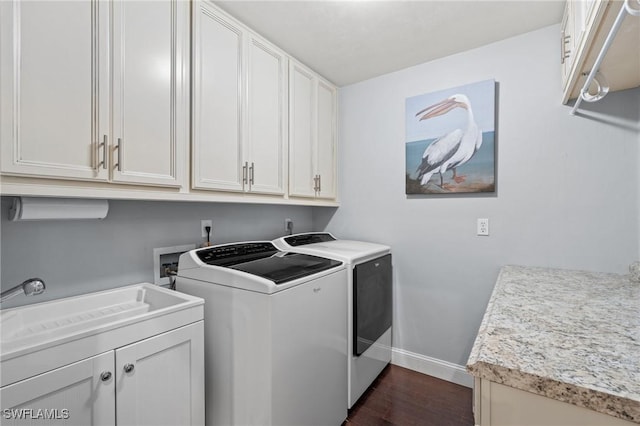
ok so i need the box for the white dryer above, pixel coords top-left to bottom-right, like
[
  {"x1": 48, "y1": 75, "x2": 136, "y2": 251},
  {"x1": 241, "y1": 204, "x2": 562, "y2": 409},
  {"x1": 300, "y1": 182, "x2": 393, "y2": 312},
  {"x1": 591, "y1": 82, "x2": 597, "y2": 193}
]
[
  {"x1": 272, "y1": 232, "x2": 392, "y2": 408},
  {"x1": 176, "y1": 241, "x2": 347, "y2": 426}
]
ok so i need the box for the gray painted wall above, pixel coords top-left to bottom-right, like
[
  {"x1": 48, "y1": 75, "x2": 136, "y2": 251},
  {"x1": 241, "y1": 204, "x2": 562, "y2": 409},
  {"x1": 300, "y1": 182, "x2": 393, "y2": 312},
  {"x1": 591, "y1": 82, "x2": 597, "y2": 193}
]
[
  {"x1": 1, "y1": 24, "x2": 638, "y2": 373},
  {"x1": 0, "y1": 198, "x2": 317, "y2": 308},
  {"x1": 314, "y1": 25, "x2": 640, "y2": 367}
]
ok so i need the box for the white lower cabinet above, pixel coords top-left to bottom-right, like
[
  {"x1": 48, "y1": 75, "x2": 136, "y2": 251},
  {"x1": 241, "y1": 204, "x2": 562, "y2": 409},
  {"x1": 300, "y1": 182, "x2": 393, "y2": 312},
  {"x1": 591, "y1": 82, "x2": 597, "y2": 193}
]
[
  {"x1": 116, "y1": 323, "x2": 204, "y2": 426},
  {"x1": 474, "y1": 378, "x2": 635, "y2": 426},
  {"x1": 0, "y1": 322, "x2": 204, "y2": 426},
  {"x1": 0, "y1": 352, "x2": 115, "y2": 426}
]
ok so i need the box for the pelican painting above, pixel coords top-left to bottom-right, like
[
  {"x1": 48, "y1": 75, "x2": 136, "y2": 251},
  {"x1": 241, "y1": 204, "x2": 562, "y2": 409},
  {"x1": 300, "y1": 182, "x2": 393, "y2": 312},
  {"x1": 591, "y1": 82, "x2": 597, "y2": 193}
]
[{"x1": 405, "y1": 79, "x2": 495, "y2": 194}]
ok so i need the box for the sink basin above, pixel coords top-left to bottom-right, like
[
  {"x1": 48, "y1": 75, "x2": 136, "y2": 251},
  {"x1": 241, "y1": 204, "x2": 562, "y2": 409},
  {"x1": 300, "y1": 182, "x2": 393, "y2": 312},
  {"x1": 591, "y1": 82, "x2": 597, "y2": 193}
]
[{"x1": 0, "y1": 283, "x2": 203, "y2": 364}]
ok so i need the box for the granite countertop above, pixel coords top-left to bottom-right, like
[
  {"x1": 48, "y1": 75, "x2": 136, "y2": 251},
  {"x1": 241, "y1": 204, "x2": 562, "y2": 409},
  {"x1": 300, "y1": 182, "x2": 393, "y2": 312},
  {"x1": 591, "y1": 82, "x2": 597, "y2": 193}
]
[{"x1": 467, "y1": 265, "x2": 640, "y2": 423}]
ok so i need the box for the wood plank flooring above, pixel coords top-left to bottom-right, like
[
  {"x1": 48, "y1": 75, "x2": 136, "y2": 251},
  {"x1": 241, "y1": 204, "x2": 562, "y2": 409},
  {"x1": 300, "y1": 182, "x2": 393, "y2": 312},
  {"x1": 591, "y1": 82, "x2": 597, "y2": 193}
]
[{"x1": 344, "y1": 365, "x2": 474, "y2": 426}]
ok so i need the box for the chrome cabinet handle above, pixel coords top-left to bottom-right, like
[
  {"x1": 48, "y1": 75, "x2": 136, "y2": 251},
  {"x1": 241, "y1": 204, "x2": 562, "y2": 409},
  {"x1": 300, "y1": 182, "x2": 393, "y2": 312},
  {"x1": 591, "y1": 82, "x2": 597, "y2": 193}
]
[
  {"x1": 100, "y1": 371, "x2": 112, "y2": 382},
  {"x1": 560, "y1": 31, "x2": 571, "y2": 64},
  {"x1": 123, "y1": 363, "x2": 135, "y2": 373},
  {"x1": 249, "y1": 162, "x2": 255, "y2": 185},
  {"x1": 115, "y1": 138, "x2": 123, "y2": 171},
  {"x1": 97, "y1": 135, "x2": 108, "y2": 170},
  {"x1": 242, "y1": 162, "x2": 248, "y2": 185},
  {"x1": 313, "y1": 174, "x2": 321, "y2": 193}
]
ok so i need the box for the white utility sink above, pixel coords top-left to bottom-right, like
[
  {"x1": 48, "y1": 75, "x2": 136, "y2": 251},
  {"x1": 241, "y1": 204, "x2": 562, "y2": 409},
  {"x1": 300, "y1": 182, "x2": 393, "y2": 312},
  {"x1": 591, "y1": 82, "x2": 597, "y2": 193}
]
[{"x1": 0, "y1": 283, "x2": 204, "y2": 385}]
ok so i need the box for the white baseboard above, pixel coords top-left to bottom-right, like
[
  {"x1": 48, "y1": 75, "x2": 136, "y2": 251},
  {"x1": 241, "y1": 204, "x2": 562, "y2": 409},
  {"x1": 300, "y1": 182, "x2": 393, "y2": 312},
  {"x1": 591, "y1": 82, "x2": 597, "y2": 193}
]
[{"x1": 391, "y1": 347, "x2": 474, "y2": 388}]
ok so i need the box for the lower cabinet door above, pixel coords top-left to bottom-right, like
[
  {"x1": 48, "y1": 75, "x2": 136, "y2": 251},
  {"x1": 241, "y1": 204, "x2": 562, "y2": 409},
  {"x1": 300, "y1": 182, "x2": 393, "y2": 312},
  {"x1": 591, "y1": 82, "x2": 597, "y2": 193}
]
[
  {"x1": 0, "y1": 351, "x2": 115, "y2": 426},
  {"x1": 115, "y1": 322, "x2": 205, "y2": 426}
]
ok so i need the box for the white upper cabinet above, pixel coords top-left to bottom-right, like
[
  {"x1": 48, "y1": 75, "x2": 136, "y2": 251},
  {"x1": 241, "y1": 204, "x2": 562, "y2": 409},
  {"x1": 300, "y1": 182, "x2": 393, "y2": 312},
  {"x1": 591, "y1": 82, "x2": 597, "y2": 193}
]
[
  {"x1": 289, "y1": 63, "x2": 316, "y2": 198},
  {"x1": 192, "y1": 4, "x2": 244, "y2": 192},
  {"x1": 561, "y1": 0, "x2": 599, "y2": 91},
  {"x1": 289, "y1": 60, "x2": 337, "y2": 200},
  {"x1": 0, "y1": 0, "x2": 188, "y2": 188},
  {"x1": 561, "y1": 0, "x2": 640, "y2": 103},
  {"x1": 0, "y1": 0, "x2": 110, "y2": 181},
  {"x1": 246, "y1": 36, "x2": 287, "y2": 195},
  {"x1": 111, "y1": 0, "x2": 188, "y2": 187},
  {"x1": 192, "y1": 1, "x2": 286, "y2": 195},
  {"x1": 316, "y1": 80, "x2": 337, "y2": 199},
  {"x1": 1, "y1": 0, "x2": 337, "y2": 205}
]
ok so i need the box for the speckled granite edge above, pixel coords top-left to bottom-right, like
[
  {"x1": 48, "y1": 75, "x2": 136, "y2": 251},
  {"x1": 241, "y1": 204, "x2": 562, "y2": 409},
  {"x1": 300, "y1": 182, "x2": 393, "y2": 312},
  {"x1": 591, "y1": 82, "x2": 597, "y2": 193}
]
[
  {"x1": 467, "y1": 265, "x2": 640, "y2": 424},
  {"x1": 468, "y1": 360, "x2": 640, "y2": 423}
]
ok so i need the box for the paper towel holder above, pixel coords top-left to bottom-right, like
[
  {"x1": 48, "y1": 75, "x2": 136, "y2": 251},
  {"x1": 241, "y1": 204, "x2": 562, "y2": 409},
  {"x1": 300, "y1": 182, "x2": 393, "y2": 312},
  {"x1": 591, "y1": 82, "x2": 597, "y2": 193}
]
[{"x1": 9, "y1": 197, "x2": 109, "y2": 221}]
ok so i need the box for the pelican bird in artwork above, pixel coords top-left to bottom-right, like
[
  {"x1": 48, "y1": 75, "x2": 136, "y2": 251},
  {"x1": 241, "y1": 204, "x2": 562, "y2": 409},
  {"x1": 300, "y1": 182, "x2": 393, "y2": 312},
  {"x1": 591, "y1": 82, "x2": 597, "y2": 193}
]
[{"x1": 415, "y1": 94, "x2": 482, "y2": 189}]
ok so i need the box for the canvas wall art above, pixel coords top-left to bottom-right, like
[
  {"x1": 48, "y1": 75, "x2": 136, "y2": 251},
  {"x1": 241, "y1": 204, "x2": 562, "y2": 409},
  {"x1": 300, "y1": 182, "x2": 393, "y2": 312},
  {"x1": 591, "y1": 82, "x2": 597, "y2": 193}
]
[{"x1": 405, "y1": 79, "x2": 496, "y2": 194}]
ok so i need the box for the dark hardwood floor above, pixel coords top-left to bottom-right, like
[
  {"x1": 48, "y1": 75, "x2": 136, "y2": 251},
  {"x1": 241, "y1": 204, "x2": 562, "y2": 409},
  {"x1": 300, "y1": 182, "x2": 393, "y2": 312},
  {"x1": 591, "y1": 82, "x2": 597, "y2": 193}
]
[{"x1": 344, "y1": 365, "x2": 474, "y2": 426}]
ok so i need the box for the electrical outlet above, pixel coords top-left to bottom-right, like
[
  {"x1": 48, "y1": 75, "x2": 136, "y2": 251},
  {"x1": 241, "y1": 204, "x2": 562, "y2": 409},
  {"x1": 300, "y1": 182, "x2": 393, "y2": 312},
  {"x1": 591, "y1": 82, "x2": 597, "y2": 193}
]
[
  {"x1": 201, "y1": 220, "x2": 212, "y2": 238},
  {"x1": 477, "y1": 218, "x2": 489, "y2": 236},
  {"x1": 285, "y1": 218, "x2": 293, "y2": 234}
]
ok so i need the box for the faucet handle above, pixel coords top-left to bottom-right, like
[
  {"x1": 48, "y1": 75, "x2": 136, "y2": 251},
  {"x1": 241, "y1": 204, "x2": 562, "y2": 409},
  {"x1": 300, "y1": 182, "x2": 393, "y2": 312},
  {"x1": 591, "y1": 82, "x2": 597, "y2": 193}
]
[
  {"x1": 23, "y1": 278, "x2": 46, "y2": 296},
  {"x1": 0, "y1": 278, "x2": 46, "y2": 303}
]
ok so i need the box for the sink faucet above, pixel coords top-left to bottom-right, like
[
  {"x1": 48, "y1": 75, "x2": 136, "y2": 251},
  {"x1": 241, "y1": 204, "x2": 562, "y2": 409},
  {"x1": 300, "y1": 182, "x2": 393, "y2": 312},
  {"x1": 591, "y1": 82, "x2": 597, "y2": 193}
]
[{"x1": 1, "y1": 278, "x2": 46, "y2": 303}]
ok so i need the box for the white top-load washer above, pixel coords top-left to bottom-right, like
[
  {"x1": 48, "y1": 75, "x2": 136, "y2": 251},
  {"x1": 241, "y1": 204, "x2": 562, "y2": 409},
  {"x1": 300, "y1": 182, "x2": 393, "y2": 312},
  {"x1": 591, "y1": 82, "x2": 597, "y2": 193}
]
[
  {"x1": 176, "y1": 241, "x2": 348, "y2": 426},
  {"x1": 272, "y1": 232, "x2": 392, "y2": 408}
]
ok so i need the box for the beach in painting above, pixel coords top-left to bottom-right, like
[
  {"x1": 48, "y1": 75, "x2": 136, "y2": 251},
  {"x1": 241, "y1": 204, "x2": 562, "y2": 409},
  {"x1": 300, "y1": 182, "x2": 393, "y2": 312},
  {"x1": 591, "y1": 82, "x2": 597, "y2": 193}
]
[{"x1": 405, "y1": 131, "x2": 495, "y2": 194}]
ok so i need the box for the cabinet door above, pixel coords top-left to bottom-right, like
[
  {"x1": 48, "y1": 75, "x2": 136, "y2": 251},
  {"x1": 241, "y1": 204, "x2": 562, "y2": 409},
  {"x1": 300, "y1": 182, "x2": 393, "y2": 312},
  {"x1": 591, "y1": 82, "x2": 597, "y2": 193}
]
[
  {"x1": 111, "y1": 0, "x2": 187, "y2": 187},
  {"x1": 115, "y1": 322, "x2": 204, "y2": 426},
  {"x1": 316, "y1": 79, "x2": 337, "y2": 199},
  {"x1": 0, "y1": 0, "x2": 109, "y2": 181},
  {"x1": 192, "y1": 2, "x2": 244, "y2": 192},
  {"x1": 561, "y1": 1, "x2": 577, "y2": 88},
  {"x1": 0, "y1": 352, "x2": 115, "y2": 426},
  {"x1": 246, "y1": 36, "x2": 287, "y2": 195},
  {"x1": 288, "y1": 62, "x2": 317, "y2": 198}
]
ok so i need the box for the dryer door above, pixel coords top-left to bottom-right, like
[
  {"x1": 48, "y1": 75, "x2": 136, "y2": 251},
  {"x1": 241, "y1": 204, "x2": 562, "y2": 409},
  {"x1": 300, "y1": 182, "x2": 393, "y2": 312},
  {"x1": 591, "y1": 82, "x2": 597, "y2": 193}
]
[{"x1": 353, "y1": 254, "x2": 392, "y2": 356}]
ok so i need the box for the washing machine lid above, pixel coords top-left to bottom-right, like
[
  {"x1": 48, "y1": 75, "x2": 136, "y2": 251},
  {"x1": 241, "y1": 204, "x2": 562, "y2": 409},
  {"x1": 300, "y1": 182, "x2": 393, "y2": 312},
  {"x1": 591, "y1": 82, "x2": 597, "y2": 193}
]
[
  {"x1": 196, "y1": 241, "x2": 342, "y2": 285},
  {"x1": 273, "y1": 233, "x2": 391, "y2": 264},
  {"x1": 281, "y1": 233, "x2": 337, "y2": 246}
]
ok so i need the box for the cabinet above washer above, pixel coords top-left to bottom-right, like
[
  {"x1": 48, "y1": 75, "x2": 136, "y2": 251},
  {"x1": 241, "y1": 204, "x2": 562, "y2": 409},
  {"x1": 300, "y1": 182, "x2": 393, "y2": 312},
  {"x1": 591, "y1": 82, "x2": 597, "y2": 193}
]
[
  {"x1": 0, "y1": 0, "x2": 189, "y2": 188},
  {"x1": 191, "y1": 2, "x2": 288, "y2": 197},
  {"x1": 0, "y1": 0, "x2": 339, "y2": 207}
]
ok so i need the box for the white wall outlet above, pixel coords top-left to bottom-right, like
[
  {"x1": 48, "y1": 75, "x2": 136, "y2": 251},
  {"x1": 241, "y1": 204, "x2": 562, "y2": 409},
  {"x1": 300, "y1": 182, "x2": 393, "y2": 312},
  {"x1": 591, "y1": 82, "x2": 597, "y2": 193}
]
[
  {"x1": 285, "y1": 218, "x2": 293, "y2": 234},
  {"x1": 201, "y1": 220, "x2": 213, "y2": 238},
  {"x1": 477, "y1": 218, "x2": 489, "y2": 236}
]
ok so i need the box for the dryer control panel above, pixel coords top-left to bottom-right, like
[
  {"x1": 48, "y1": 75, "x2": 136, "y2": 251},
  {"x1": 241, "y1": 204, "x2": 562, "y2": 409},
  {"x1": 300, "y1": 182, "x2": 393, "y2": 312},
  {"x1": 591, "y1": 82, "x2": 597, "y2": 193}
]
[{"x1": 197, "y1": 242, "x2": 277, "y2": 266}]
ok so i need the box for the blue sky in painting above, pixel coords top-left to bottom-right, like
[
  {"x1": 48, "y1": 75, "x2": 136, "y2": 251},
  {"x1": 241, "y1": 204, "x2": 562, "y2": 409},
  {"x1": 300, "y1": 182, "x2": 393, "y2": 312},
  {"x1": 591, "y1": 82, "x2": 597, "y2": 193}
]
[{"x1": 405, "y1": 79, "x2": 495, "y2": 143}]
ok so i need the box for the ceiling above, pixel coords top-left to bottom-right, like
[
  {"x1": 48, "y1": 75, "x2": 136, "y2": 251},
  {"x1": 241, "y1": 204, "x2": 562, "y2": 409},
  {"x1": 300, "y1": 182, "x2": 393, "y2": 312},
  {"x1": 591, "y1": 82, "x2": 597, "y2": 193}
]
[{"x1": 214, "y1": 1, "x2": 565, "y2": 87}]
